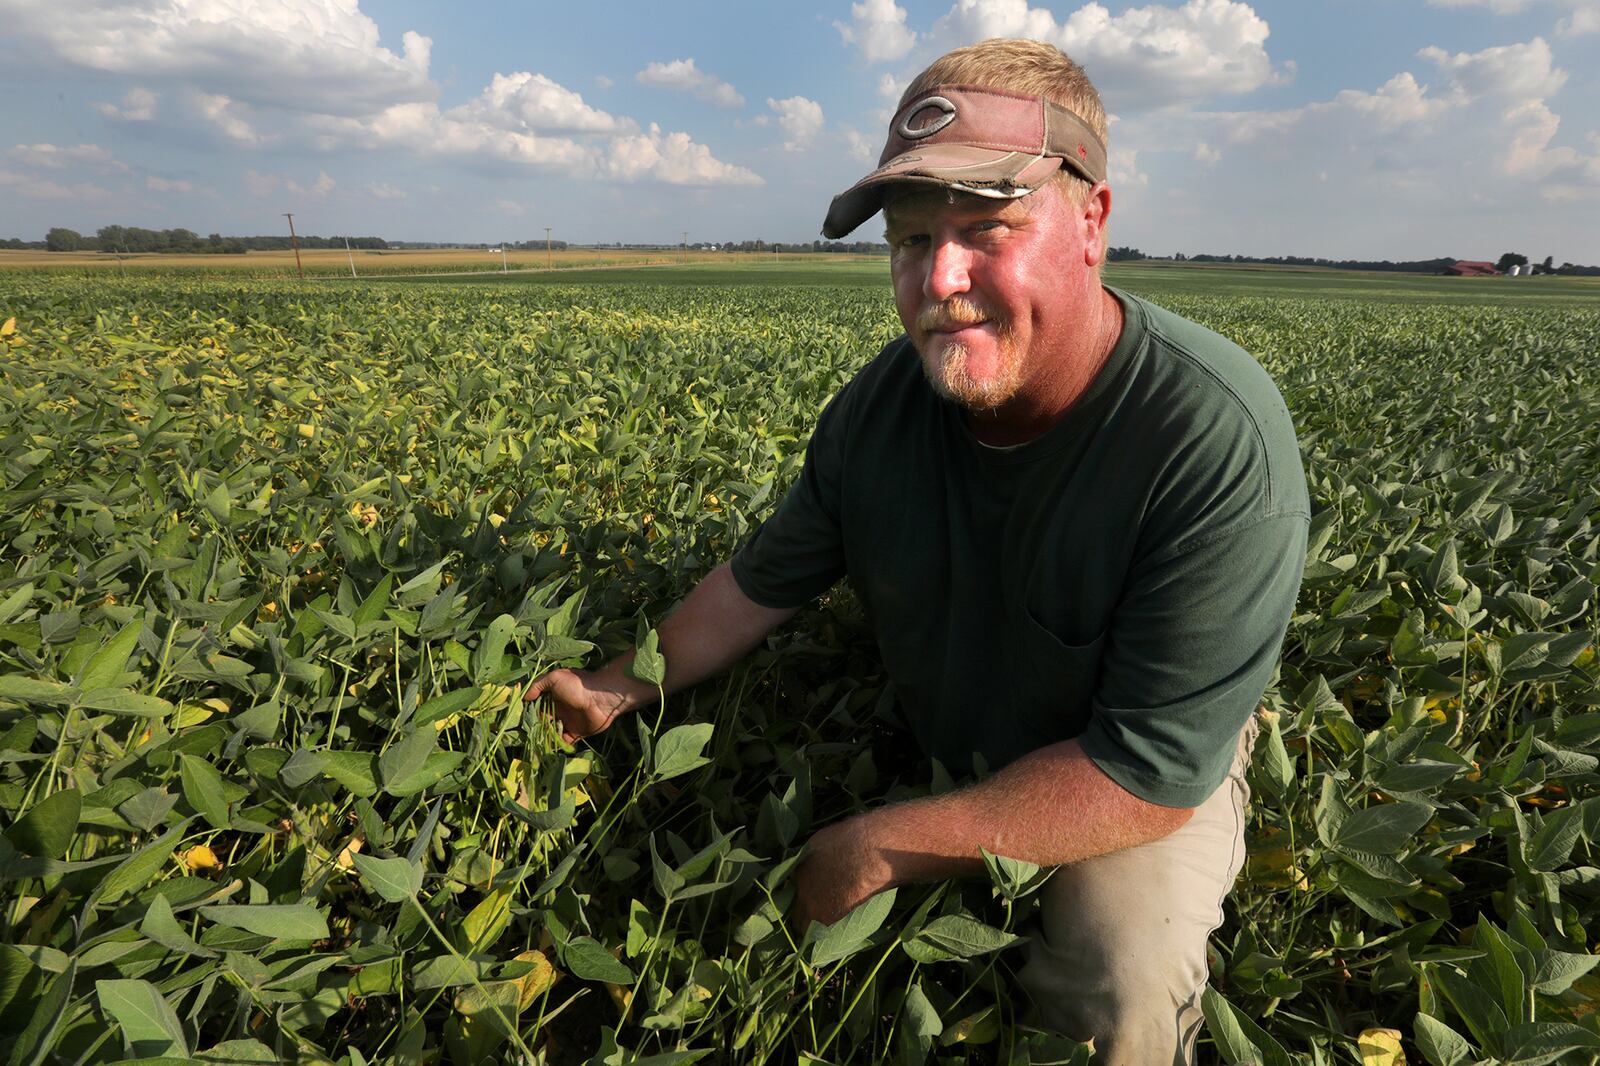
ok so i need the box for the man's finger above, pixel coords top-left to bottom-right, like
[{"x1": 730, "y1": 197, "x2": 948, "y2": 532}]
[{"x1": 524, "y1": 672, "x2": 557, "y2": 703}]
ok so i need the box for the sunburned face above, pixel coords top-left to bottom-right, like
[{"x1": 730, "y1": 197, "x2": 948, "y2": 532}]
[{"x1": 885, "y1": 182, "x2": 1104, "y2": 415}]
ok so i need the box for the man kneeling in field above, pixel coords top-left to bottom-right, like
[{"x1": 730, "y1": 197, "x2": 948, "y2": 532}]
[{"x1": 528, "y1": 37, "x2": 1308, "y2": 1065}]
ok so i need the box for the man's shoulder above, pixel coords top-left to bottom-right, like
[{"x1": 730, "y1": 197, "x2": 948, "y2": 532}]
[
  {"x1": 819, "y1": 333, "x2": 925, "y2": 430},
  {"x1": 1115, "y1": 290, "x2": 1309, "y2": 523}
]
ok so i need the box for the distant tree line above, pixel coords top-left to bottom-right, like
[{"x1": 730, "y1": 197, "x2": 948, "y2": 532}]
[
  {"x1": 1108, "y1": 246, "x2": 1600, "y2": 276},
  {"x1": 33, "y1": 226, "x2": 388, "y2": 254},
  {"x1": 703, "y1": 239, "x2": 892, "y2": 254}
]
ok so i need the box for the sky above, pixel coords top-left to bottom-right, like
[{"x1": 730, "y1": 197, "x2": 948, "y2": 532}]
[{"x1": 1, "y1": 0, "x2": 1597, "y2": 262}]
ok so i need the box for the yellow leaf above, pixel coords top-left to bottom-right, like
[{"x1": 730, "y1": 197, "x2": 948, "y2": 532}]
[
  {"x1": 181, "y1": 845, "x2": 222, "y2": 872},
  {"x1": 0, "y1": 317, "x2": 14, "y2": 336},
  {"x1": 335, "y1": 832, "x2": 366, "y2": 870},
  {"x1": 513, "y1": 950, "x2": 558, "y2": 1010},
  {"x1": 297, "y1": 423, "x2": 316, "y2": 439},
  {"x1": 1358, "y1": 1027, "x2": 1406, "y2": 1066}
]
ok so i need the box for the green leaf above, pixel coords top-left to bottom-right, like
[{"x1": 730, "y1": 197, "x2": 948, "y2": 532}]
[
  {"x1": 320, "y1": 751, "x2": 380, "y2": 796},
  {"x1": 75, "y1": 689, "x2": 174, "y2": 716},
  {"x1": 1413, "y1": 1012, "x2": 1472, "y2": 1066},
  {"x1": 138, "y1": 894, "x2": 217, "y2": 958},
  {"x1": 411, "y1": 686, "x2": 483, "y2": 727},
  {"x1": 9, "y1": 959, "x2": 74, "y2": 1066},
  {"x1": 472, "y1": 614, "x2": 517, "y2": 683},
  {"x1": 0, "y1": 675, "x2": 75, "y2": 706},
  {"x1": 97, "y1": 824, "x2": 188, "y2": 903},
  {"x1": 352, "y1": 574, "x2": 394, "y2": 627},
  {"x1": 1530, "y1": 948, "x2": 1600, "y2": 995},
  {"x1": 809, "y1": 888, "x2": 897, "y2": 968},
  {"x1": 380, "y1": 728, "x2": 437, "y2": 795},
  {"x1": 179, "y1": 754, "x2": 230, "y2": 829},
  {"x1": 1200, "y1": 985, "x2": 1293, "y2": 1066},
  {"x1": 563, "y1": 936, "x2": 634, "y2": 984},
  {"x1": 463, "y1": 887, "x2": 512, "y2": 951},
  {"x1": 1500, "y1": 1023, "x2": 1600, "y2": 1066},
  {"x1": 911, "y1": 914, "x2": 1022, "y2": 958},
  {"x1": 1333, "y1": 801, "x2": 1432, "y2": 853},
  {"x1": 198, "y1": 904, "x2": 329, "y2": 940},
  {"x1": 351, "y1": 854, "x2": 422, "y2": 903},
  {"x1": 96, "y1": 978, "x2": 189, "y2": 1058},
  {"x1": 4, "y1": 788, "x2": 80, "y2": 858},
  {"x1": 1526, "y1": 805, "x2": 1585, "y2": 872},
  {"x1": 411, "y1": 955, "x2": 495, "y2": 990},
  {"x1": 628, "y1": 627, "x2": 666, "y2": 687},
  {"x1": 903, "y1": 983, "x2": 942, "y2": 1040},
  {"x1": 78, "y1": 621, "x2": 143, "y2": 690},
  {"x1": 650, "y1": 722, "x2": 713, "y2": 780},
  {"x1": 1431, "y1": 963, "x2": 1509, "y2": 1053}
]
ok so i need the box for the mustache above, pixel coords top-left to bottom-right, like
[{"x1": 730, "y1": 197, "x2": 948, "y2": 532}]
[{"x1": 917, "y1": 297, "x2": 999, "y2": 333}]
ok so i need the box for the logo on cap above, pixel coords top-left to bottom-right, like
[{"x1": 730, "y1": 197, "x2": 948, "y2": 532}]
[{"x1": 897, "y1": 96, "x2": 957, "y2": 140}]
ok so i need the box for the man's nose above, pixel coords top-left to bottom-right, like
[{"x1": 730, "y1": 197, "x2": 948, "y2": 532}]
[{"x1": 923, "y1": 237, "x2": 972, "y2": 302}]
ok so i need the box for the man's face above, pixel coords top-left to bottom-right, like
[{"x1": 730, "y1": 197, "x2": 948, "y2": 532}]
[{"x1": 885, "y1": 183, "x2": 1100, "y2": 412}]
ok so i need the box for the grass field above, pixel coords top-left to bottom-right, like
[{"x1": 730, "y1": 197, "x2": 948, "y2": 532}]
[
  {"x1": 0, "y1": 247, "x2": 867, "y2": 277},
  {"x1": 1, "y1": 267, "x2": 1598, "y2": 1065}
]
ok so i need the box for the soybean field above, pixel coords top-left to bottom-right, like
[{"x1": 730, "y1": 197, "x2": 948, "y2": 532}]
[{"x1": 1, "y1": 270, "x2": 1598, "y2": 1066}]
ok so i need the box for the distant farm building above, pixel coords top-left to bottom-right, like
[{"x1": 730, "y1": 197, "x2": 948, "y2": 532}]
[{"x1": 1444, "y1": 260, "x2": 1499, "y2": 276}]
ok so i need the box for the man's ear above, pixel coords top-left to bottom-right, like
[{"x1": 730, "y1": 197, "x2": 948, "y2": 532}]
[{"x1": 1082, "y1": 182, "x2": 1113, "y2": 268}]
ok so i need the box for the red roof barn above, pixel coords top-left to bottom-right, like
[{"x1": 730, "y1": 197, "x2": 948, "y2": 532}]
[{"x1": 1444, "y1": 261, "x2": 1499, "y2": 276}]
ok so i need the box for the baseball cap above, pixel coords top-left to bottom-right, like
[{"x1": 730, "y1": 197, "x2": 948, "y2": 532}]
[{"x1": 821, "y1": 83, "x2": 1108, "y2": 240}]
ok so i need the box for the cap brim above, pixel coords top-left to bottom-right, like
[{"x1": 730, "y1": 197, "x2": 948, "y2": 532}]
[{"x1": 821, "y1": 145, "x2": 1064, "y2": 240}]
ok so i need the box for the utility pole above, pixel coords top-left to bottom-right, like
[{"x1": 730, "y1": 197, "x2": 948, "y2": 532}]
[
  {"x1": 284, "y1": 213, "x2": 304, "y2": 279},
  {"x1": 344, "y1": 235, "x2": 357, "y2": 279},
  {"x1": 500, "y1": 246, "x2": 507, "y2": 273},
  {"x1": 544, "y1": 226, "x2": 552, "y2": 270},
  {"x1": 681, "y1": 231, "x2": 688, "y2": 264}
]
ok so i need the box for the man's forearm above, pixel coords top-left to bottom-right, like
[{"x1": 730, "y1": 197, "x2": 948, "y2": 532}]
[
  {"x1": 595, "y1": 562, "x2": 801, "y2": 713},
  {"x1": 850, "y1": 739, "x2": 1194, "y2": 887}
]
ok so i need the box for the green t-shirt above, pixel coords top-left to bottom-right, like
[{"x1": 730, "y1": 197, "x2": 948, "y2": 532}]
[{"x1": 730, "y1": 288, "x2": 1309, "y2": 808}]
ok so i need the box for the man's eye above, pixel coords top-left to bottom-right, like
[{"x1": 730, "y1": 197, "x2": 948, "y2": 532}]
[{"x1": 893, "y1": 234, "x2": 928, "y2": 250}]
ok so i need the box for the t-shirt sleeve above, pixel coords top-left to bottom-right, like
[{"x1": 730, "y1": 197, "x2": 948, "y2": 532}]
[
  {"x1": 1078, "y1": 512, "x2": 1307, "y2": 808},
  {"x1": 729, "y1": 385, "x2": 852, "y2": 609}
]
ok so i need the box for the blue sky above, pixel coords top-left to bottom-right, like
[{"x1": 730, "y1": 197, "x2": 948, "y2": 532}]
[{"x1": 1, "y1": 0, "x2": 1596, "y2": 261}]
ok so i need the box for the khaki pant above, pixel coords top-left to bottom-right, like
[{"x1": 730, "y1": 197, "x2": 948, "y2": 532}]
[{"x1": 1015, "y1": 718, "x2": 1259, "y2": 1065}]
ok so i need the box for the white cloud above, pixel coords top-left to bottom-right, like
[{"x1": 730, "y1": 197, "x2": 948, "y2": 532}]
[
  {"x1": 595, "y1": 75, "x2": 614, "y2": 89},
  {"x1": 1417, "y1": 37, "x2": 1566, "y2": 101},
  {"x1": 145, "y1": 175, "x2": 193, "y2": 193},
  {"x1": 926, "y1": 0, "x2": 1289, "y2": 111},
  {"x1": 8, "y1": 143, "x2": 123, "y2": 170},
  {"x1": 636, "y1": 58, "x2": 745, "y2": 108},
  {"x1": 1424, "y1": 0, "x2": 1532, "y2": 10},
  {"x1": 1558, "y1": 5, "x2": 1600, "y2": 34},
  {"x1": 0, "y1": 168, "x2": 111, "y2": 201},
  {"x1": 1424, "y1": 0, "x2": 1599, "y2": 37},
  {"x1": 495, "y1": 199, "x2": 527, "y2": 216},
  {"x1": 842, "y1": 126, "x2": 878, "y2": 163},
  {"x1": 1106, "y1": 32, "x2": 1600, "y2": 256},
  {"x1": 94, "y1": 87, "x2": 157, "y2": 121},
  {"x1": 365, "y1": 181, "x2": 406, "y2": 200},
  {"x1": 605, "y1": 123, "x2": 763, "y2": 185},
  {"x1": 453, "y1": 71, "x2": 618, "y2": 132},
  {"x1": 193, "y1": 92, "x2": 268, "y2": 145},
  {"x1": 245, "y1": 169, "x2": 334, "y2": 198},
  {"x1": 1109, "y1": 147, "x2": 1149, "y2": 187},
  {"x1": 347, "y1": 99, "x2": 759, "y2": 187},
  {"x1": 767, "y1": 96, "x2": 825, "y2": 151},
  {"x1": 0, "y1": 0, "x2": 436, "y2": 118},
  {"x1": 835, "y1": 0, "x2": 918, "y2": 63}
]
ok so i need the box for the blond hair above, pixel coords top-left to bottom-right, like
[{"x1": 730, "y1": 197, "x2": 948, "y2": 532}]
[{"x1": 899, "y1": 38, "x2": 1107, "y2": 207}]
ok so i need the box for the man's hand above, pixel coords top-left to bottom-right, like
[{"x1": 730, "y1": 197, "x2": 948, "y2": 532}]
[
  {"x1": 790, "y1": 813, "x2": 896, "y2": 934},
  {"x1": 524, "y1": 668, "x2": 648, "y2": 744}
]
